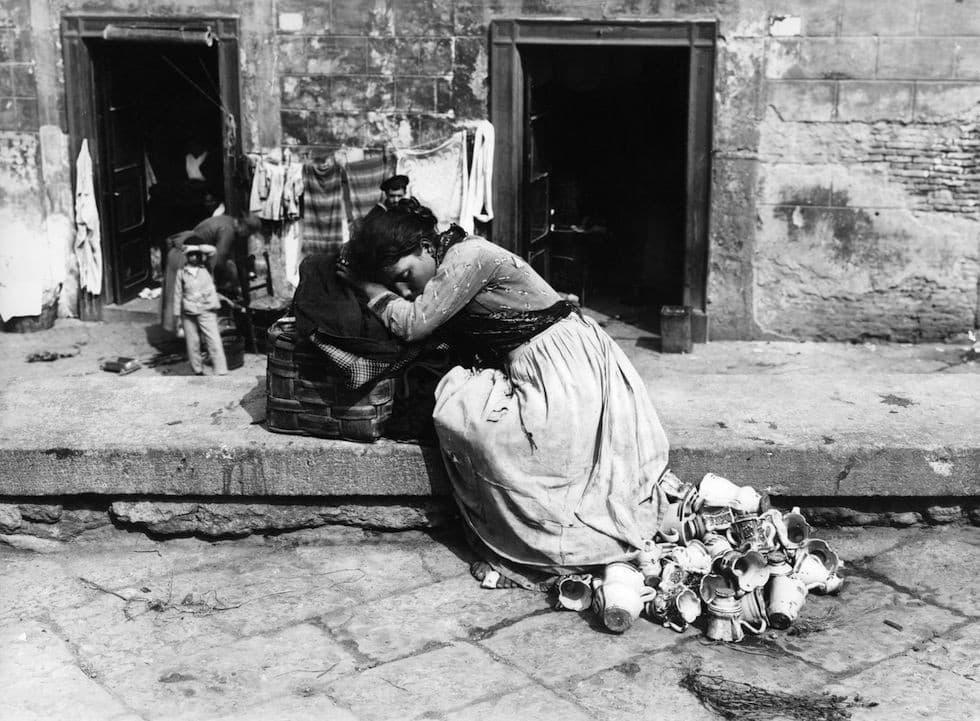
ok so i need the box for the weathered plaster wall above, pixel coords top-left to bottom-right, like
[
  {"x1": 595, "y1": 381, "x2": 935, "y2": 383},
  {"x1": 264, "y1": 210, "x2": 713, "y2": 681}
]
[
  {"x1": 3, "y1": 0, "x2": 979, "y2": 340},
  {"x1": 748, "y1": 1, "x2": 980, "y2": 340}
]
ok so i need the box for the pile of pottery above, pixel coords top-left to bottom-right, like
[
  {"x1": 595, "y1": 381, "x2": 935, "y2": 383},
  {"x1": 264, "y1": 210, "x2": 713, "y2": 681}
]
[{"x1": 555, "y1": 472, "x2": 843, "y2": 640}]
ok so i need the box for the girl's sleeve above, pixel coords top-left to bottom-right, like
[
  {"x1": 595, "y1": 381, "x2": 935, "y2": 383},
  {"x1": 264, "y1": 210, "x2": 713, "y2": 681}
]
[{"x1": 367, "y1": 241, "x2": 496, "y2": 341}]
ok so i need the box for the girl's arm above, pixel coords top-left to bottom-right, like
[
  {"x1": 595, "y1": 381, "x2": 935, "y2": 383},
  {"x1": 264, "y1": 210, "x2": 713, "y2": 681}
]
[{"x1": 369, "y1": 241, "x2": 498, "y2": 342}]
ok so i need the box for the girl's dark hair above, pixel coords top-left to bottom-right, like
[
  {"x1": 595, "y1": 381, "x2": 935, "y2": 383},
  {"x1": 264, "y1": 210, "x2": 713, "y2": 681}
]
[{"x1": 348, "y1": 198, "x2": 439, "y2": 279}]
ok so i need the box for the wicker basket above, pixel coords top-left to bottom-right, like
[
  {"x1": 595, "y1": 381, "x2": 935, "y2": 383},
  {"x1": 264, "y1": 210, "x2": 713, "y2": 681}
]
[{"x1": 266, "y1": 318, "x2": 395, "y2": 442}]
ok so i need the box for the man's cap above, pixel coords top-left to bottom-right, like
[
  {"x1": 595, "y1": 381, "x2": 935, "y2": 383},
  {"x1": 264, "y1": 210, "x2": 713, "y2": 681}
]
[{"x1": 380, "y1": 174, "x2": 409, "y2": 192}]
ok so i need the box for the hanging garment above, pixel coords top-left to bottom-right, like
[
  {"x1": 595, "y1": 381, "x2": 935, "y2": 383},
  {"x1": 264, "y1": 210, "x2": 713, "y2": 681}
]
[
  {"x1": 74, "y1": 138, "x2": 102, "y2": 295},
  {"x1": 185, "y1": 151, "x2": 208, "y2": 181},
  {"x1": 459, "y1": 121, "x2": 495, "y2": 234},
  {"x1": 248, "y1": 157, "x2": 270, "y2": 214},
  {"x1": 302, "y1": 163, "x2": 345, "y2": 255},
  {"x1": 283, "y1": 162, "x2": 305, "y2": 220},
  {"x1": 396, "y1": 131, "x2": 469, "y2": 229},
  {"x1": 344, "y1": 154, "x2": 395, "y2": 222},
  {"x1": 282, "y1": 219, "x2": 302, "y2": 289},
  {"x1": 253, "y1": 160, "x2": 285, "y2": 221}
]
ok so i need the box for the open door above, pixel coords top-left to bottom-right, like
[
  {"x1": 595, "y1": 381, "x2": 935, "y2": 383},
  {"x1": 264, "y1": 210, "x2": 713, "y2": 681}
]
[{"x1": 96, "y1": 45, "x2": 151, "y2": 303}]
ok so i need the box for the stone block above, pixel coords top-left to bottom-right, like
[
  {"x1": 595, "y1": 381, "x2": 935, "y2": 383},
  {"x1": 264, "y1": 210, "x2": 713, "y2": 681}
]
[
  {"x1": 0, "y1": 66, "x2": 12, "y2": 96},
  {"x1": 764, "y1": 0, "x2": 840, "y2": 36},
  {"x1": 17, "y1": 503, "x2": 62, "y2": 523},
  {"x1": 396, "y1": 38, "x2": 453, "y2": 75},
  {"x1": 394, "y1": 76, "x2": 437, "y2": 111},
  {"x1": 924, "y1": 504, "x2": 963, "y2": 523},
  {"x1": 280, "y1": 75, "x2": 329, "y2": 109},
  {"x1": 840, "y1": 0, "x2": 916, "y2": 36},
  {"x1": 329, "y1": 76, "x2": 395, "y2": 112},
  {"x1": 0, "y1": 502, "x2": 21, "y2": 532},
  {"x1": 316, "y1": 575, "x2": 546, "y2": 664},
  {"x1": 919, "y1": 0, "x2": 980, "y2": 36},
  {"x1": 826, "y1": 645, "x2": 979, "y2": 719},
  {"x1": 915, "y1": 82, "x2": 980, "y2": 121},
  {"x1": 280, "y1": 36, "x2": 368, "y2": 75},
  {"x1": 453, "y1": 1, "x2": 492, "y2": 36},
  {"x1": 411, "y1": 114, "x2": 455, "y2": 144},
  {"x1": 11, "y1": 63, "x2": 33, "y2": 96},
  {"x1": 367, "y1": 37, "x2": 398, "y2": 74},
  {"x1": 861, "y1": 529, "x2": 979, "y2": 615},
  {"x1": 713, "y1": 39, "x2": 764, "y2": 152},
  {"x1": 955, "y1": 38, "x2": 980, "y2": 80},
  {"x1": 765, "y1": 575, "x2": 961, "y2": 673},
  {"x1": 877, "y1": 38, "x2": 956, "y2": 80},
  {"x1": 451, "y1": 37, "x2": 488, "y2": 119},
  {"x1": 392, "y1": 0, "x2": 454, "y2": 37},
  {"x1": 275, "y1": 0, "x2": 331, "y2": 33},
  {"x1": 765, "y1": 38, "x2": 877, "y2": 80},
  {"x1": 765, "y1": 80, "x2": 835, "y2": 121},
  {"x1": 567, "y1": 640, "x2": 831, "y2": 721},
  {"x1": 445, "y1": 686, "x2": 595, "y2": 721},
  {"x1": 479, "y1": 612, "x2": 683, "y2": 685},
  {"x1": 322, "y1": 644, "x2": 533, "y2": 719},
  {"x1": 281, "y1": 109, "x2": 311, "y2": 145},
  {"x1": 758, "y1": 163, "x2": 835, "y2": 205},
  {"x1": 333, "y1": 0, "x2": 394, "y2": 36},
  {"x1": 436, "y1": 77, "x2": 452, "y2": 113},
  {"x1": 837, "y1": 81, "x2": 913, "y2": 121}
]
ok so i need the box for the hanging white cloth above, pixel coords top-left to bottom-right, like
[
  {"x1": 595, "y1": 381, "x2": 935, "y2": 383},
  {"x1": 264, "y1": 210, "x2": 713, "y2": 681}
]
[
  {"x1": 396, "y1": 130, "x2": 469, "y2": 230},
  {"x1": 459, "y1": 121, "x2": 495, "y2": 233},
  {"x1": 74, "y1": 139, "x2": 102, "y2": 295}
]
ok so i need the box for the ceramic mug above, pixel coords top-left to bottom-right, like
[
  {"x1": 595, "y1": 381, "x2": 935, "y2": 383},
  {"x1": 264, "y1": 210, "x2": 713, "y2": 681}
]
[
  {"x1": 739, "y1": 587, "x2": 768, "y2": 634},
  {"x1": 698, "y1": 473, "x2": 763, "y2": 513},
  {"x1": 702, "y1": 533, "x2": 734, "y2": 560},
  {"x1": 555, "y1": 574, "x2": 593, "y2": 612},
  {"x1": 715, "y1": 549, "x2": 771, "y2": 594},
  {"x1": 595, "y1": 562, "x2": 657, "y2": 633},
  {"x1": 766, "y1": 575, "x2": 807, "y2": 630}
]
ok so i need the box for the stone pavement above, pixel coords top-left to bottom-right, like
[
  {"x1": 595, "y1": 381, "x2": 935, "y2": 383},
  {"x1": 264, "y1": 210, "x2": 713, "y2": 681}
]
[
  {"x1": 1, "y1": 523, "x2": 977, "y2": 721},
  {"x1": 1, "y1": 317, "x2": 978, "y2": 500}
]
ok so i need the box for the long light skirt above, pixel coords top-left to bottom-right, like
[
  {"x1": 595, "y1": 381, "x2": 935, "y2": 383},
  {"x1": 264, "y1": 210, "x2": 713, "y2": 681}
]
[{"x1": 433, "y1": 313, "x2": 670, "y2": 589}]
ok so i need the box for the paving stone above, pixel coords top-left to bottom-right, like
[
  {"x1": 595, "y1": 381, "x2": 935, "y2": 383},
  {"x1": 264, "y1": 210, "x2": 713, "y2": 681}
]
[
  {"x1": 861, "y1": 526, "x2": 980, "y2": 615},
  {"x1": 478, "y1": 610, "x2": 686, "y2": 685},
  {"x1": 814, "y1": 526, "x2": 916, "y2": 564},
  {"x1": 207, "y1": 696, "x2": 360, "y2": 721},
  {"x1": 294, "y1": 544, "x2": 457, "y2": 604},
  {"x1": 444, "y1": 684, "x2": 593, "y2": 721},
  {"x1": 323, "y1": 643, "x2": 532, "y2": 720},
  {"x1": 905, "y1": 620, "x2": 979, "y2": 682},
  {"x1": 827, "y1": 653, "x2": 979, "y2": 720},
  {"x1": 127, "y1": 550, "x2": 356, "y2": 635},
  {"x1": 317, "y1": 574, "x2": 548, "y2": 663},
  {"x1": 105, "y1": 624, "x2": 357, "y2": 720},
  {"x1": 2, "y1": 621, "x2": 143, "y2": 721},
  {"x1": 765, "y1": 575, "x2": 962, "y2": 673},
  {"x1": 0, "y1": 551, "x2": 103, "y2": 623},
  {"x1": 564, "y1": 637, "x2": 836, "y2": 721}
]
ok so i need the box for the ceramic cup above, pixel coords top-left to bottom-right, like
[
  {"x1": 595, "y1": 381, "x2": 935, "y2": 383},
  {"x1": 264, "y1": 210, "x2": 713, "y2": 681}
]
[
  {"x1": 595, "y1": 562, "x2": 656, "y2": 633},
  {"x1": 702, "y1": 533, "x2": 734, "y2": 560},
  {"x1": 739, "y1": 587, "x2": 768, "y2": 634},
  {"x1": 766, "y1": 575, "x2": 808, "y2": 630},
  {"x1": 555, "y1": 574, "x2": 593, "y2": 612},
  {"x1": 715, "y1": 549, "x2": 771, "y2": 594},
  {"x1": 698, "y1": 473, "x2": 763, "y2": 513}
]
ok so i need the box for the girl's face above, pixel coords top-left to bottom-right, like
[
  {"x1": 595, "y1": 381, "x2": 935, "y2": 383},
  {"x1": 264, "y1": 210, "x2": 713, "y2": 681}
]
[
  {"x1": 186, "y1": 251, "x2": 205, "y2": 266},
  {"x1": 383, "y1": 244, "x2": 436, "y2": 300}
]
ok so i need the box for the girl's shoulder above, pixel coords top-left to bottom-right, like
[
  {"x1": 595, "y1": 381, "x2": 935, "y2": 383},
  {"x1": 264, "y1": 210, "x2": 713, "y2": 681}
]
[{"x1": 443, "y1": 235, "x2": 517, "y2": 263}]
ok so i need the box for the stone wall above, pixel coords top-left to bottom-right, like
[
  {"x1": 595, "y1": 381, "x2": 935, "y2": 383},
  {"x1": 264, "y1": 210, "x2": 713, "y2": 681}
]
[{"x1": 2, "y1": 0, "x2": 978, "y2": 340}]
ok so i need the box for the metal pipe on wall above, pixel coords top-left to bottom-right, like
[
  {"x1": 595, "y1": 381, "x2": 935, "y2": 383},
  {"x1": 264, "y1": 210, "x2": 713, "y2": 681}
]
[{"x1": 102, "y1": 25, "x2": 216, "y2": 46}]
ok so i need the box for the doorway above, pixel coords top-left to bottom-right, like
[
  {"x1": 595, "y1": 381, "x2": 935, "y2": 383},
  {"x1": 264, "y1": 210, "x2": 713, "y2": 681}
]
[
  {"x1": 62, "y1": 16, "x2": 242, "y2": 310},
  {"x1": 490, "y1": 20, "x2": 715, "y2": 339}
]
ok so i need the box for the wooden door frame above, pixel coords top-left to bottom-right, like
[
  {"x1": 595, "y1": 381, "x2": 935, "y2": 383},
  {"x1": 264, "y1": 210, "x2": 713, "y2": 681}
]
[
  {"x1": 489, "y1": 19, "x2": 715, "y2": 340},
  {"x1": 61, "y1": 14, "x2": 242, "y2": 311}
]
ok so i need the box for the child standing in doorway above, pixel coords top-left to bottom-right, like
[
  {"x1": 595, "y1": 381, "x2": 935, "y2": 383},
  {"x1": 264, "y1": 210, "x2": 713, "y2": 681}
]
[{"x1": 173, "y1": 240, "x2": 228, "y2": 375}]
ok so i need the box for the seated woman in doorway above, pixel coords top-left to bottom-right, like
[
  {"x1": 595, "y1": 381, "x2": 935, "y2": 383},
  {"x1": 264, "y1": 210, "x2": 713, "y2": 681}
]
[{"x1": 340, "y1": 200, "x2": 671, "y2": 590}]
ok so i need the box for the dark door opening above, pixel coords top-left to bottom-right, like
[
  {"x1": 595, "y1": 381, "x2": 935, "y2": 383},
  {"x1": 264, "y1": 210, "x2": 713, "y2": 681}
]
[
  {"x1": 91, "y1": 41, "x2": 224, "y2": 303},
  {"x1": 521, "y1": 45, "x2": 689, "y2": 326},
  {"x1": 490, "y1": 20, "x2": 715, "y2": 340}
]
